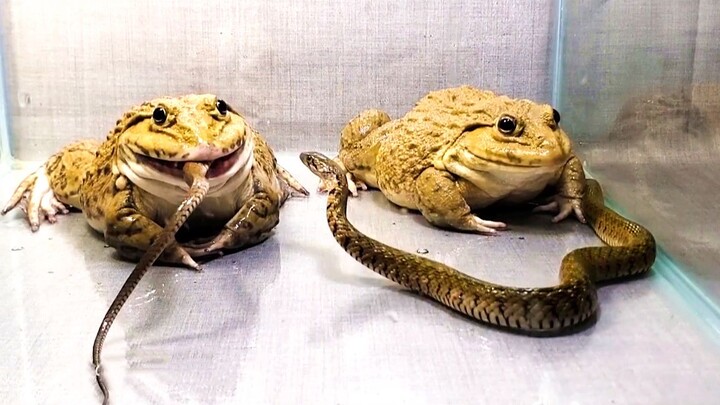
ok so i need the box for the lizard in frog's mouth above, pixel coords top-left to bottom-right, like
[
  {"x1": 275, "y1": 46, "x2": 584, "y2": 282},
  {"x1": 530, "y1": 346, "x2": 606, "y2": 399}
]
[
  {"x1": 117, "y1": 138, "x2": 255, "y2": 199},
  {"x1": 135, "y1": 146, "x2": 244, "y2": 179}
]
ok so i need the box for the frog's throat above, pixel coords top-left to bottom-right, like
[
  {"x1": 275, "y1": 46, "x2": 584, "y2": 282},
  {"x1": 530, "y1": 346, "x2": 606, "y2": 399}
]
[
  {"x1": 441, "y1": 146, "x2": 566, "y2": 192},
  {"x1": 117, "y1": 138, "x2": 254, "y2": 201}
]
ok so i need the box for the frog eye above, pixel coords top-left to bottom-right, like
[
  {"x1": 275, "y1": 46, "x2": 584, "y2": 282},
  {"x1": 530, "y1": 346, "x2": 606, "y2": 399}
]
[
  {"x1": 553, "y1": 109, "x2": 561, "y2": 124},
  {"x1": 497, "y1": 115, "x2": 517, "y2": 135},
  {"x1": 216, "y1": 99, "x2": 228, "y2": 115},
  {"x1": 152, "y1": 107, "x2": 167, "y2": 124}
]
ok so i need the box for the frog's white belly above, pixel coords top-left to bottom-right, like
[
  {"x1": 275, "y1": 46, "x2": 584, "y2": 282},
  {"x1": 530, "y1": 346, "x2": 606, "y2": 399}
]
[
  {"x1": 146, "y1": 171, "x2": 255, "y2": 228},
  {"x1": 443, "y1": 149, "x2": 563, "y2": 209}
]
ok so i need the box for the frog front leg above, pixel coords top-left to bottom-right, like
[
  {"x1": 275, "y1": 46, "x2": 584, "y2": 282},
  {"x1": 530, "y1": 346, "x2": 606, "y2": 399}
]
[
  {"x1": 104, "y1": 190, "x2": 201, "y2": 270},
  {"x1": 2, "y1": 167, "x2": 70, "y2": 230},
  {"x1": 413, "y1": 167, "x2": 507, "y2": 234},
  {"x1": 182, "y1": 191, "x2": 280, "y2": 257},
  {"x1": 532, "y1": 155, "x2": 586, "y2": 223}
]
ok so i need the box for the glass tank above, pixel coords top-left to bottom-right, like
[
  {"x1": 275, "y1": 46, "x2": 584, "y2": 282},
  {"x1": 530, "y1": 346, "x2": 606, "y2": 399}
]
[{"x1": 0, "y1": 1, "x2": 718, "y2": 404}]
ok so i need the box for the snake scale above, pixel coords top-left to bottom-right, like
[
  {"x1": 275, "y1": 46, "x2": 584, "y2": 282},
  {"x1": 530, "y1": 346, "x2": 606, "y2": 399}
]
[
  {"x1": 300, "y1": 151, "x2": 656, "y2": 334},
  {"x1": 92, "y1": 162, "x2": 210, "y2": 404}
]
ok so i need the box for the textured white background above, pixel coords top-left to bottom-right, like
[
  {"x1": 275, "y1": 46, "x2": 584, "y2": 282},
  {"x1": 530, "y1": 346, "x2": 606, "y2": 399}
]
[{"x1": 2, "y1": 0, "x2": 555, "y2": 160}]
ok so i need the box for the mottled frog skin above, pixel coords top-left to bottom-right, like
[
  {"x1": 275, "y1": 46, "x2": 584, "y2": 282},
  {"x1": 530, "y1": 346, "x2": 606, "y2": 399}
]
[
  {"x1": 3, "y1": 95, "x2": 308, "y2": 268},
  {"x1": 326, "y1": 86, "x2": 586, "y2": 234}
]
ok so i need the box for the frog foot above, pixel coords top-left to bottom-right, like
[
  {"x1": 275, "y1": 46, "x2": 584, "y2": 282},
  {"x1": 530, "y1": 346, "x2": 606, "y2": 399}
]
[
  {"x1": 458, "y1": 215, "x2": 507, "y2": 235},
  {"x1": 181, "y1": 237, "x2": 226, "y2": 258},
  {"x1": 532, "y1": 194, "x2": 586, "y2": 224},
  {"x1": 164, "y1": 244, "x2": 203, "y2": 271},
  {"x1": 181, "y1": 229, "x2": 271, "y2": 259},
  {"x1": 115, "y1": 242, "x2": 203, "y2": 271},
  {"x1": 1, "y1": 168, "x2": 70, "y2": 231}
]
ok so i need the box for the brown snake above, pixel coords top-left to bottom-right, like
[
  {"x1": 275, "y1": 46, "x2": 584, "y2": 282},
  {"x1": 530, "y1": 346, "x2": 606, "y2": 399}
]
[
  {"x1": 92, "y1": 162, "x2": 210, "y2": 404},
  {"x1": 300, "y1": 151, "x2": 656, "y2": 334}
]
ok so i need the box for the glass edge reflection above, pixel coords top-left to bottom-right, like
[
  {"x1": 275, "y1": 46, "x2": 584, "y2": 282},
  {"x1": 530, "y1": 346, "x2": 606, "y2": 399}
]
[{"x1": 588, "y1": 168, "x2": 720, "y2": 343}]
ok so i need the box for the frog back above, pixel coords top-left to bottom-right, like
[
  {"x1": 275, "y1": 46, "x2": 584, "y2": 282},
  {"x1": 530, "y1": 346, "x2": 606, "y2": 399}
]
[{"x1": 374, "y1": 87, "x2": 498, "y2": 208}]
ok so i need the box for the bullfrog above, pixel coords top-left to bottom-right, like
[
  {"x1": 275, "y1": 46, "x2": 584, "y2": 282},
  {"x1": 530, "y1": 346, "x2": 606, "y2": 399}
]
[
  {"x1": 321, "y1": 85, "x2": 587, "y2": 234},
  {"x1": 2, "y1": 94, "x2": 308, "y2": 269}
]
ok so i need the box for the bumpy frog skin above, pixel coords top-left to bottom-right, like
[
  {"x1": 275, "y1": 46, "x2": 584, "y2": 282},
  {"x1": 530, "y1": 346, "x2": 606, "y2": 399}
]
[
  {"x1": 325, "y1": 86, "x2": 586, "y2": 233},
  {"x1": 3, "y1": 94, "x2": 308, "y2": 268}
]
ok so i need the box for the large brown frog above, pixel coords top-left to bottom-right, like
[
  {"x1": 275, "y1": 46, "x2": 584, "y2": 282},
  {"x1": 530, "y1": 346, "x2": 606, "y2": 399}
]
[
  {"x1": 2, "y1": 94, "x2": 307, "y2": 268},
  {"x1": 322, "y1": 85, "x2": 586, "y2": 233}
]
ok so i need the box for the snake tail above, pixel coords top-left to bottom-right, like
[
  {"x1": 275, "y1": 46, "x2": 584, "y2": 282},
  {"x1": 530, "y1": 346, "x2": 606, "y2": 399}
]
[{"x1": 92, "y1": 162, "x2": 210, "y2": 404}]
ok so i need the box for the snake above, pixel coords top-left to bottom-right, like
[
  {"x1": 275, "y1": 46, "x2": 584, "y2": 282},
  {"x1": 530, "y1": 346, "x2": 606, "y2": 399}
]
[
  {"x1": 92, "y1": 162, "x2": 210, "y2": 404},
  {"x1": 299, "y1": 151, "x2": 656, "y2": 334}
]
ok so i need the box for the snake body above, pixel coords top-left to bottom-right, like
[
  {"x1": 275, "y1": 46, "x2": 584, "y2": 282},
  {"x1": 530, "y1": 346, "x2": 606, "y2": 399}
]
[
  {"x1": 300, "y1": 151, "x2": 656, "y2": 334},
  {"x1": 92, "y1": 162, "x2": 210, "y2": 404}
]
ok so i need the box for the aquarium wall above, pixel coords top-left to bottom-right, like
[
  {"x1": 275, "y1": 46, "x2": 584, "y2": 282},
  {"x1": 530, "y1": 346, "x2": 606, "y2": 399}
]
[
  {"x1": 559, "y1": 0, "x2": 719, "y2": 145},
  {"x1": 0, "y1": 26, "x2": 10, "y2": 173},
  {"x1": 560, "y1": 0, "x2": 720, "y2": 316}
]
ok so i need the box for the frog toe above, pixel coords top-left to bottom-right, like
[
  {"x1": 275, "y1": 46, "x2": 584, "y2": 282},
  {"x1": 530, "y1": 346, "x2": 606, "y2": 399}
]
[
  {"x1": 2, "y1": 172, "x2": 37, "y2": 215},
  {"x1": 467, "y1": 216, "x2": 507, "y2": 234},
  {"x1": 426, "y1": 212, "x2": 507, "y2": 234},
  {"x1": 2, "y1": 168, "x2": 68, "y2": 231},
  {"x1": 40, "y1": 192, "x2": 68, "y2": 224},
  {"x1": 164, "y1": 244, "x2": 203, "y2": 271},
  {"x1": 533, "y1": 195, "x2": 585, "y2": 224}
]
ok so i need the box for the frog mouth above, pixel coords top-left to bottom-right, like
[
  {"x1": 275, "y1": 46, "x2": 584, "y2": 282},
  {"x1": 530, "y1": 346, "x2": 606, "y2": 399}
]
[
  {"x1": 135, "y1": 148, "x2": 243, "y2": 179},
  {"x1": 119, "y1": 138, "x2": 255, "y2": 199}
]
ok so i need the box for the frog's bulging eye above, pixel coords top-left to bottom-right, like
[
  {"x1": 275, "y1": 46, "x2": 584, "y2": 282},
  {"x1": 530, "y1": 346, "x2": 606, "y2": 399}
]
[
  {"x1": 553, "y1": 109, "x2": 561, "y2": 124},
  {"x1": 152, "y1": 107, "x2": 167, "y2": 124},
  {"x1": 497, "y1": 116, "x2": 517, "y2": 135},
  {"x1": 216, "y1": 99, "x2": 228, "y2": 115}
]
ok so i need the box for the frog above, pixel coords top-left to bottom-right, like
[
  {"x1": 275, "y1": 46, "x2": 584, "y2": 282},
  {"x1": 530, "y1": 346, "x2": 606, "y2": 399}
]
[
  {"x1": 320, "y1": 85, "x2": 586, "y2": 234},
  {"x1": 2, "y1": 94, "x2": 308, "y2": 269}
]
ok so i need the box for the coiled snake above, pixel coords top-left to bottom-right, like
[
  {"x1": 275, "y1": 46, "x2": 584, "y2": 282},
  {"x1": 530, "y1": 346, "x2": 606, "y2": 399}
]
[{"x1": 300, "y1": 151, "x2": 656, "y2": 334}]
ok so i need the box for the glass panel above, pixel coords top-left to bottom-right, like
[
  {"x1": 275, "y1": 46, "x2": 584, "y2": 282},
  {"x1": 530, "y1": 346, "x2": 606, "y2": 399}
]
[
  {"x1": 560, "y1": 0, "x2": 720, "y2": 319},
  {"x1": 0, "y1": 31, "x2": 10, "y2": 173}
]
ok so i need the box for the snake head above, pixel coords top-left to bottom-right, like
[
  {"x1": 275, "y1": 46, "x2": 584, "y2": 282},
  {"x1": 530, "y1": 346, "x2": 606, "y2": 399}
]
[{"x1": 299, "y1": 151, "x2": 342, "y2": 179}]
